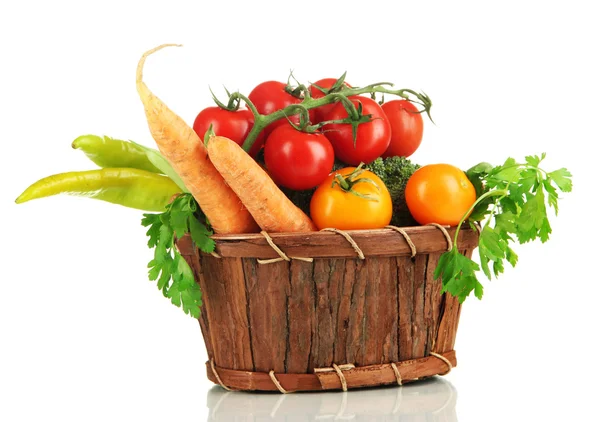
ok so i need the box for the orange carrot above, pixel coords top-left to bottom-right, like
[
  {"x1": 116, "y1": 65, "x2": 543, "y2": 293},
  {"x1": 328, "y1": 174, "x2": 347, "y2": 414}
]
[
  {"x1": 136, "y1": 44, "x2": 258, "y2": 234},
  {"x1": 207, "y1": 136, "x2": 317, "y2": 233}
]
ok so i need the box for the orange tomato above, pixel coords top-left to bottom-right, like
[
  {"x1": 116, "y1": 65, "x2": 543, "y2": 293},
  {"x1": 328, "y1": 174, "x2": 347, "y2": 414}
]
[
  {"x1": 405, "y1": 164, "x2": 476, "y2": 226},
  {"x1": 310, "y1": 167, "x2": 392, "y2": 230}
]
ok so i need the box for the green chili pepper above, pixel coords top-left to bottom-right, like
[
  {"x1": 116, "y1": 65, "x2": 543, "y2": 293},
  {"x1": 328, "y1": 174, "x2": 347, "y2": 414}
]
[
  {"x1": 15, "y1": 168, "x2": 181, "y2": 211},
  {"x1": 72, "y1": 135, "x2": 162, "y2": 173},
  {"x1": 128, "y1": 141, "x2": 189, "y2": 192}
]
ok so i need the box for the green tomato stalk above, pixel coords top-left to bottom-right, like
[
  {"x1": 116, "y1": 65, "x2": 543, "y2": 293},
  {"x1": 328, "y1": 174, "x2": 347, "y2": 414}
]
[{"x1": 331, "y1": 164, "x2": 381, "y2": 202}]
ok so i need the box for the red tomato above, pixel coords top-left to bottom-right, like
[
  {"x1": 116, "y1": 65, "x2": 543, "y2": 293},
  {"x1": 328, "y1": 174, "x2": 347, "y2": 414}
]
[
  {"x1": 381, "y1": 100, "x2": 424, "y2": 158},
  {"x1": 192, "y1": 107, "x2": 264, "y2": 156},
  {"x1": 321, "y1": 96, "x2": 391, "y2": 165},
  {"x1": 264, "y1": 125, "x2": 334, "y2": 190},
  {"x1": 309, "y1": 77, "x2": 351, "y2": 122},
  {"x1": 248, "y1": 81, "x2": 314, "y2": 136}
]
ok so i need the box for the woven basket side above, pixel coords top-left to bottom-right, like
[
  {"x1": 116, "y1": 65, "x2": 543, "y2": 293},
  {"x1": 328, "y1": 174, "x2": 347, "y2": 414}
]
[
  {"x1": 178, "y1": 227, "x2": 477, "y2": 391},
  {"x1": 181, "y1": 250, "x2": 472, "y2": 374}
]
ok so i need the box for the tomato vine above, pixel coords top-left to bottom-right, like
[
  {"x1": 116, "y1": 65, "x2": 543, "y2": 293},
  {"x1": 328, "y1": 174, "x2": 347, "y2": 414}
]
[{"x1": 211, "y1": 74, "x2": 433, "y2": 153}]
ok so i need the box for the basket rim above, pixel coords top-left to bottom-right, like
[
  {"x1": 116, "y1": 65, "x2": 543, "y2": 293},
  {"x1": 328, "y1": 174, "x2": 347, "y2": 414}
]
[
  {"x1": 177, "y1": 225, "x2": 478, "y2": 259},
  {"x1": 210, "y1": 224, "x2": 451, "y2": 241}
]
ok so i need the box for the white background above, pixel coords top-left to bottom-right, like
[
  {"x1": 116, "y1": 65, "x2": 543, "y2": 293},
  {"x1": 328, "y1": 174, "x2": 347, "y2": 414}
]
[{"x1": 1, "y1": 1, "x2": 598, "y2": 421}]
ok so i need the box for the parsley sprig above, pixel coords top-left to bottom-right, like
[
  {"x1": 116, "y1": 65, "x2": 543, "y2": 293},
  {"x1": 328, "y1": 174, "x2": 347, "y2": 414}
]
[
  {"x1": 435, "y1": 153, "x2": 572, "y2": 302},
  {"x1": 141, "y1": 193, "x2": 215, "y2": 318}
]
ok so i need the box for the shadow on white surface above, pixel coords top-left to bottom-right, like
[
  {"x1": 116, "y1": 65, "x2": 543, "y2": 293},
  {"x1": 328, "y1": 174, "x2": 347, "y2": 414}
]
[{"x1": 206, "y1": 377, "x2": 457, "y2": 421}]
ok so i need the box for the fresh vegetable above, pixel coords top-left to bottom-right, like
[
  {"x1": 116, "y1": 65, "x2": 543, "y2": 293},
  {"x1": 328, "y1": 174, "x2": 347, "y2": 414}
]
[
  {"x1": 218, "y1": 76, "x2": 431, "y2": 156},
  {"x1": 135, "y1": 44, "x2": 258, "y2": 234},
  {"x1": 279, "y1": 160, "x2": 346, "y2": 215},
  {"x1": 264, "y1": 125, "x2": 334, "y2": 190},
  {"x1": 434, "y1": 154, "x2": 572, "y2": 302},
  {"x1": 405, "y1": 164, "x2": 476, "y2": 225},
  {"x1": 310, "y1": 165, "x2": 392, "y2": 230},
  {"x1": 128, "y1": 141, "x2": 189, "y2": 192},
  {"x1": 72, "y1": 134, "x2": 163, "y2": 173},
  {"x1": 12, "y1": 40, "x2": 574, "y2": 320},
  {"x1": 248, "y1": 80, "x2": 313, "y2": 136},
  {"x1": 142, "y1": 193, "x2": 215, "y2": 318},
  {"x1": 192, "y1": 107, "x2": 264, "y2": 157},
  {"x1": 366, "y1": 156, "x2": 420, "y2": 226},
  {"x1": 15, "y1": 168, "x2": 181, "y2": 211},
  {"x1": 381, "y1": 100, "x2": 424, "y2": 158},
  {"x1": 321, "y1": 96, "x2": 391, "y2": 165},
  {"x1": 72, "y1": 134, "x2": 188, "y2": 191},
  {"x1": 309, "y1": 76, "x2": 351, "y2": 121},
  {"x1": 207, "y1": 135, "x2": 316, "y2": 232}
]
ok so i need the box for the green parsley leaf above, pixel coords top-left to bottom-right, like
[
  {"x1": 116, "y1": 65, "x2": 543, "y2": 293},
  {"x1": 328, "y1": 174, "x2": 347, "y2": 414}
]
[
  {"x1": 170, "y1": 209, "x2": 189, "y2": 239},
  {"x1": 438, "y1": 248, "x2": 483, "y2": 302},
  {"x1": 189, "y1": 216, "x2": 215, "y2": 253},
  {"x1": 142, "y1": 214, "x2": 161, "y2": 248},
  {"x1": 490, "y1": 157, "x2": 521, "y2": 183},
  {"x1": 548, "y1": 168, "x2": 573, "y2": 192},
  {"x1": 141, "y1": 193, "x2": 215, "y2": 318},
  {"x1": 506, "y1": 246, "x2": 518, "y2": 267},
  {"x1": 525, "y1": 153, "x2": 545, "y2": 167},
  {"x1": 435, "y1": 154, "x2": 572, "y2": 302}
]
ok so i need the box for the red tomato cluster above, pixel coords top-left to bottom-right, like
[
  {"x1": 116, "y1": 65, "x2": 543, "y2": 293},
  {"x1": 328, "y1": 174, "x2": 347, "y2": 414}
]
[{"x1": 192, "y1": 77, "x2": 424, "y2": 192}]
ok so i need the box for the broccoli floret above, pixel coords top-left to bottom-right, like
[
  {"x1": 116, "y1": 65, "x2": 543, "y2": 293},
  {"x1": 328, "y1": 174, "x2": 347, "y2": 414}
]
[{"x1": 366, "y1": 156, "x2": 420, "y2": 227}]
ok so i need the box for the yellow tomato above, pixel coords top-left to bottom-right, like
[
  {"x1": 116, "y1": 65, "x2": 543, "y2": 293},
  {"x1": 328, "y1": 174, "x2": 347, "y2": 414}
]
[
  {"x1": 405, "y1": 163, "x2": 476, "y2": 225},
  {"x1": 310, "y1": 167, "x2": 392, "y2": 230}
]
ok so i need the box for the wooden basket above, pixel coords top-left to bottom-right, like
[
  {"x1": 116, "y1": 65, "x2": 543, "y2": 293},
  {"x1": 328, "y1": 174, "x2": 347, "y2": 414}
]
[{"x1": 177, "y1": 224, "x2": 478, "y2": 393}]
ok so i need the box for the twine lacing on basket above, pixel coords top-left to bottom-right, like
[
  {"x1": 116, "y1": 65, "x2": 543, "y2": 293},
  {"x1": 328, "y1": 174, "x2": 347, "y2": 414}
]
[
  {"x1": 257, "y1": 228, "x2": 369, "y2": 264},
  {"x1": 210, "y1": 359, "x2": 233, "y2": 391},
  {"x1": 385, "y1": 226, "x2": 417, "y2": 257},
  {"x1": 208, "y1": 353, "x2": 454, "y2": 393},
  {"x1": 390, "y1": 362, "x2": 403, "y2": 385},
  {"x1": 269, "y1": 370, "x2": 289, "y2": 394},
  {"x1": 257, "y1": 231, "x2": 314, "y2": 264},
  {"x1": 429, "y1": 352, "x2": 453, "y2": 375},
  {"x1": 429, "y1": 339, "x2": 453, "y2": 375},
  {"x1": 314, "y1": 363, "x2": 356, "y2": 392},
  {"x1": 212, "y1": 224, "x2": 455, "y2": 264},
  {"x1": 320, "y1": 228, "x2": 365, "y2": 259},
  {"x1": 320, "y1": 224, "x2": 453, "y2": 261},
  {"x1": 426, "y1": 223, "x2": 453, "y2": 252}
]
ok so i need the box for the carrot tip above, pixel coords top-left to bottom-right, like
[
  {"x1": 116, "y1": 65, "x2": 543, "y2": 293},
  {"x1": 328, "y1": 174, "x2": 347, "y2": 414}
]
[{"x1": 136, "y1": 44, "x2": 183, "y2": 92}]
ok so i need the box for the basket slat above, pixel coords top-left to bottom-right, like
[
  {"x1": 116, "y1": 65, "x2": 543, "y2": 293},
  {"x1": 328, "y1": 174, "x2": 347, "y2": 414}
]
[{"x1": 286, "y1": 260, "x2": 315, "y2": 373}]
